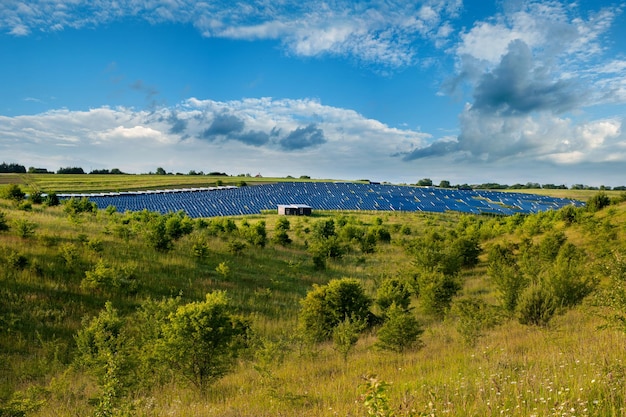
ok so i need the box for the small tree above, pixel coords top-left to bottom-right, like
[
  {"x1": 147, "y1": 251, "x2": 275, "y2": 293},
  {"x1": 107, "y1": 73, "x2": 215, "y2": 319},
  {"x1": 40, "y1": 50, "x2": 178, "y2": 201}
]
[
  {"x1": 1, "y1": 184, "x2": 25, "y2": 202},
  {"x1": 517, "y1": 285, "x2": 556, "y2": 326},
  {"x1": 299, "y1": 278, "x2": 372, "y2": 343},
  {"x1": 160, "y1": 292, "x2": 250, "y2": 391},
  {"x1": 375, "y1": 303, "x2": 423, "y2": 352},
  {"x1": 375, "y1": 277, "x2": 412, "y2": 317},
  {"x1": 332, "y1": 316, "x2": 366, "y2": 363},
  {"x1": 586, "y1": 192, "x2": 611, "y2": 212},
  {"x1": 74, "y1": 302, "x2": 135, "y2": 413}
]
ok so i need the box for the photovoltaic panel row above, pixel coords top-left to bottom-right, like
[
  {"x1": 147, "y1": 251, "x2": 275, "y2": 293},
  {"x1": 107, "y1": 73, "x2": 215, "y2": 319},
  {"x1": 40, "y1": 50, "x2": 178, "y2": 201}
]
[{"x1": 63, "y1": 182, "x2": 584, "y2": 218}]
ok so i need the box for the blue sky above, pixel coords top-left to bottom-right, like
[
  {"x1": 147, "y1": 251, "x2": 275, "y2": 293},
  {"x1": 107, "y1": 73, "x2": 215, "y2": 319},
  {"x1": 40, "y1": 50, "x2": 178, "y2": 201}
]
[{"x1": 1, "y1": 0, "x2": 625, "y2": 186}]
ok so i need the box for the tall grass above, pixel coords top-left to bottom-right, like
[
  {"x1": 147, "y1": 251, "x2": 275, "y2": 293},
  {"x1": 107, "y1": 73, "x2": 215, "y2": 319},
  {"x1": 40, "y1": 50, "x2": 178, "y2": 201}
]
[{"x1": 1, "y1": 187, "x2": 626, "y2": 416}]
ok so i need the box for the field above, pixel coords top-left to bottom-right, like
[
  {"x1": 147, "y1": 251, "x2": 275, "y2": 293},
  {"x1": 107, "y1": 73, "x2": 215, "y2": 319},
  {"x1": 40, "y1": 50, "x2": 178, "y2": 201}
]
[{"x1": 1, "y1": 176, "x2": 626, "y2": 416}]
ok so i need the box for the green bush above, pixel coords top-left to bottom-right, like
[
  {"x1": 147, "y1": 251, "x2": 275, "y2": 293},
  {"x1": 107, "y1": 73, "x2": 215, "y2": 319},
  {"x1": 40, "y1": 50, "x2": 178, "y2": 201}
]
[
  {"x1": 375, "y1": 277, "x2": 412, "y2": 316},
  {"x1": 451, "y1": 297, "x2": 502, "y2": 347},
  {"x1": 517, "y1": 285, "x2": 556, "y2": 326},
  {"x1": 299, "y1": 278, "x2": 372, "y2": 343},
  {"x1": 417, "y1": 271, "x2": 461, "y2": 319},
  {"x1": 1, "y1": 184, "x2": 25, "y2": 202},
  {"x1": 0, "y1": 211, "x2": 9, "y2": 232},
  {"x1": 375, "y1": 303, "x2": 423, "y2": 352},
  {"x1": 159, "y1": 291, "x2": 251, "y2": 391},
  {"x1": 13, "y1": 219, "x2": 37, "y2": 238}
]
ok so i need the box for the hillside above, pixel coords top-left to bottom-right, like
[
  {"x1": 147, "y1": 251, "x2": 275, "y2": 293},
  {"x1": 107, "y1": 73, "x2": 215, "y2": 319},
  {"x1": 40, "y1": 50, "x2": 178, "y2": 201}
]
[{"x1": 1, "y1": 182, "x2": 626, "y2": 416}]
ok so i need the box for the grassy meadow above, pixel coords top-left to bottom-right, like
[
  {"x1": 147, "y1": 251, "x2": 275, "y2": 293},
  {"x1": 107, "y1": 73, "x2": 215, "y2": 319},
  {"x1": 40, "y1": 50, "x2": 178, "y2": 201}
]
[{"x1": 1, "y1": 176, "x2": 626, "y2": 416}]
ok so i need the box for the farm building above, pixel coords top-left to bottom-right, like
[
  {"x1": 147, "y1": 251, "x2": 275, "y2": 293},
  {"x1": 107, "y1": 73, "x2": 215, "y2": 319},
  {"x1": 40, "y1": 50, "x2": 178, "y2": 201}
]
[{"x1": 277, "y1": 204, "x2": 312, "y2": 216}]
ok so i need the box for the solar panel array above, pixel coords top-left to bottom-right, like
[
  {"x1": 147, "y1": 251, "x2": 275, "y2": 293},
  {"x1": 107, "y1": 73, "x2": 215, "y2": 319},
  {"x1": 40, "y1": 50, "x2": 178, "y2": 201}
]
[{"x1": 60, "y1": 182, "x2": 584, "y2": 218}]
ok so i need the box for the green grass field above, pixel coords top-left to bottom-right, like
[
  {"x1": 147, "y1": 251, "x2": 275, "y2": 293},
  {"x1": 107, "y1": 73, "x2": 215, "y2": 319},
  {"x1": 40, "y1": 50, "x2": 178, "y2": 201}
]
[{"x1": 1, "y1": 177, "x2": 625, "y2": 416}]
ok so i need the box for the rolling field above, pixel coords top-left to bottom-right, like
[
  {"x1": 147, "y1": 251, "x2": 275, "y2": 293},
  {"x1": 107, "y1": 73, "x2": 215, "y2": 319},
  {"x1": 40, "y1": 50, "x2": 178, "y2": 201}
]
[{"x1": 1, "y1": 175, "x2": 626, "y2": 416}]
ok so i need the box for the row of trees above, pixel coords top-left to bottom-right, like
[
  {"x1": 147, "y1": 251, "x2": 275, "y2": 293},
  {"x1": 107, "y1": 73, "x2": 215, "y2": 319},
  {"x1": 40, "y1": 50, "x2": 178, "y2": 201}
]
[{"x1": 414, "y1": 177, "x2": 624, "y2": 191}]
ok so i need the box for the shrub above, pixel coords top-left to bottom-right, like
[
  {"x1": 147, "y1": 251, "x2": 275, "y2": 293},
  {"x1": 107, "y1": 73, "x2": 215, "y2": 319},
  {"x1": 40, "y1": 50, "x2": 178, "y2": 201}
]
[
  {"x1": 488, "y1": 243, "x2": 527, "y2": 313},
  {"x1": 145, "y1": 217, "x2": 172, "y2": 251},
  {"x1": 74, "y1": 302, "x2": 136, "y2": 402},
  {"x1": 543, "y1": 243, "x2": 596, "y2": 308},
  {"x1": 299, "y1": 278, "x2": 372, "y2": 343},
  {"x1": 332, "y1": 316, "x2": 366, "y2": 362},
  {"x1": 417, "y1": 271, "x2": 461, "y2": 319},
  {"x1": 375, "y1": 303, "x2": 423, "y2": 352},
  {"x1": 1, "y1": 184, "x2": 25, "y2": 202},
  {"x1": 13, "y1": 219, "x2": 37, "y2": 238},
  {"x1": 29, "y1": 190, "x2": 43, "y2": 204},
  {"x1": 375, "y1": 277, "x2": 412, "y2": 316},
  {"x1": 159, "y1": 291, "x2": 251, "y2": 391},
  {"x1": 517, "y1": 285, "x2": 556, "y2": 326},
  {"x1": 0, "y1": 211, "x2": 9, "y2": 232},
  {"x1": 44, "y1": 192, "x2": 60, "y2": 207},
  {"x1": 451, "y1": 297, "x2": 502, "y2": 347},
  {"x1": 586, "y1": 192, "x2": 611, "y2": 212},
  {"x1": 272, "y1": 229, "x2": 292, "y2": 245}
]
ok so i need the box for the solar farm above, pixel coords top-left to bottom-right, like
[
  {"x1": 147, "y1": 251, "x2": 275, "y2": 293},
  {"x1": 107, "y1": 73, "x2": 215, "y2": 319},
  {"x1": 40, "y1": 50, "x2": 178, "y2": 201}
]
[{"x1": 59, "y1": 181, "x2": 584, "y2": 217}]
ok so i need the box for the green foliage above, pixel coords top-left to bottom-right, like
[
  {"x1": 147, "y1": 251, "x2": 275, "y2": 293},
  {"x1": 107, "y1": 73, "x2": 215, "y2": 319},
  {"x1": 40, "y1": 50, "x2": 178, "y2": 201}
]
[
  {"x1": 275, "y1": 217, "x2": 290, "y2": 231},
  {"x1": 1, "y1": 184, "x2": 25, "y2": 202},
  {"x1": 0, "y1": 211, "x2": 9, "y2": 232},
  {"x1": 517, "y1": 285, "x2": 556, "y2": 326},
  {"x1": 164, "y1": 211, "x2": 194, "y2": 240},
  {"x1": 308, "y1": 235, "x2": 346, "y2": 268},
  {"x1": 44, "y1": 192, "x2": 60, "y2": 207},
  {"x1": 332, "y1": 316, "x2": 366, "y2": 362},
  {"x1": 81, "y1": 260, "x2": 138, "y2": 294},
  {"x1": 63, "y1": 197, "x2": 97, "y2": 215},
  {"x1": 272, "y1": 229, "x2": 292, "y2": 245},
  {"x1": 417, "y1": 271, "x2": 461, "y2": 319},
  {"x1": 312, "y1": 218, "x2": 336, "y2": 240},
  {"x1": 538, "y1": 231, "x2": 567, "y2": 262},
  {"x1": 215, "y1": 261, "x2": 230, "y2": 277},
  {"x1": 13, "y1": 219, "x2": 37, "y2": 238},
  {"x1": 299, "y1": 278, "x2": 372, "y2": 343},
  {"x1": 159, "y1": 291, "x2": 251, "y2": 391},
  {"x1": 28, "y1": 190, "x2": 43, "y2": 204},
  {"x1": 543, "y1": 243, "x2": 596, "y2": 308},
  {"x1": 375, "y1": 277, "x2": 412, "y2": 316},
  {"x1": 451, "y1": 297, "x2": 502, "y2": 347},
  {"x1": 375, "y1": 303, "x2": 423, "y2": 352},
  {"x1": 145, "y1": 216, "x2": 172, "y2": 252},
  {"x1": 586, "y1": 192, "x2": 611, "y2": 212},
  {"x1": 6, "y1": 250, "x2": 28, "y2": 271},
  {"x1": 227, "y1": 239, "x2": 247, "y2": 255},
  {"x1": 74, "y1": 302, "x2": 135, "y2": 396},
  {"x1": 488, "y1": 243, "x2": 527, "y2": 313},
  {"x1": 360, "y1": 375, "x2": 395, "y2": 417},
  {"x1": 241, "y1": 220, "x2": 267, "y2": 247}
]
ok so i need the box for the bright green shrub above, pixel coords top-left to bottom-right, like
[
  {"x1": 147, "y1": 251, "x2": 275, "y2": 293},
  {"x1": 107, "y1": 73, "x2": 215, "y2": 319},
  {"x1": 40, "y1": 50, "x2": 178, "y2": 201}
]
[
  {"x1": 417, "y1": 271, "x2": 461, "y2": 319},
  {"x1": 375, "y1": 277, "x2": 412, "y2": 316},
  {"x1": 375, "y1": 303, "x2": 423, "y2": 352},
  {"x1": 299, "y1": 278, "x2": 372, "y2": 343},
  {"x1": 159, "y1": 291, "x2": 251, "y2": 391},
  {"x1": 517, "y1": 285, "x2": 556, "y2": 326}
]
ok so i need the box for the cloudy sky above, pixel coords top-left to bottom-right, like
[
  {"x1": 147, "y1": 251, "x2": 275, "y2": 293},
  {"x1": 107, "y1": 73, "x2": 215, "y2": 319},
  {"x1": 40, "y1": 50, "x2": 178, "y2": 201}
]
[{"x1": 1, "y1": 0, "x2": 625, "y2": 186}]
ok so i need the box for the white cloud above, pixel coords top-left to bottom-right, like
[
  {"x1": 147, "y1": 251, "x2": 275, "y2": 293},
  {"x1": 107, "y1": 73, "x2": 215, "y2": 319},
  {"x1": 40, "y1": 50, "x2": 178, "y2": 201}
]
[
  {"x1": 0, "y1": 0, "x2": 462, "y2": 67},
  {"x1": 0, "y1": 98, "x2": 429, "y2": 180}
]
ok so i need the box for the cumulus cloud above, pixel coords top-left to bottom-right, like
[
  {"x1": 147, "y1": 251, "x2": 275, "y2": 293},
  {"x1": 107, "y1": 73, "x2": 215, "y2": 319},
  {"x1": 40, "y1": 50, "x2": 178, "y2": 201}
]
[
  {"x1": 472, "y1": 40, "x2": 584, "y2": 116},
  {"x1": 0, "y1": 97, "x2": 429, "y2": 180},
  {"x1": 279, "y1": 124, "x2": 327, "y2": 150},
  {"x1": 0, "y1": 0, "x2": 462, "y2": 67},
  {"x1": 419, "y1": 0, "x2": 626, "y2": 169},
  {"x1": 201, "y1": 113, "x2": 245, "y2": 140}
]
